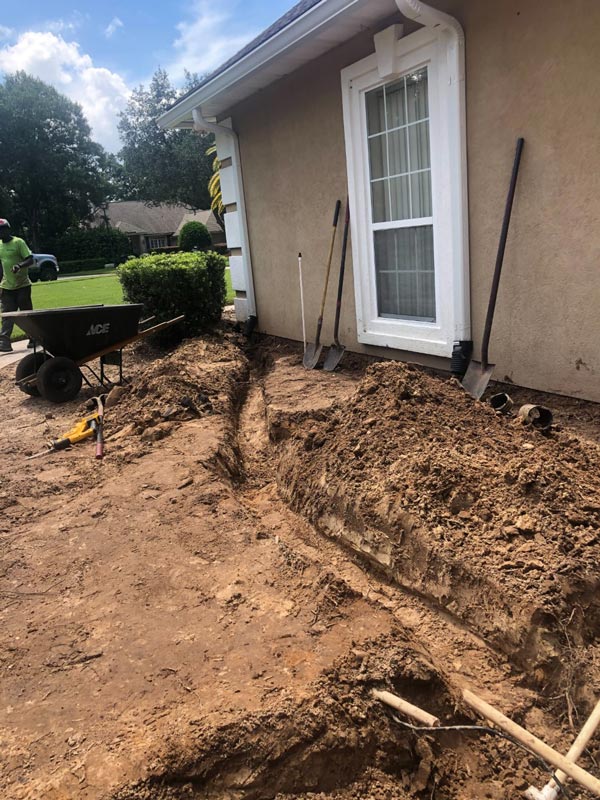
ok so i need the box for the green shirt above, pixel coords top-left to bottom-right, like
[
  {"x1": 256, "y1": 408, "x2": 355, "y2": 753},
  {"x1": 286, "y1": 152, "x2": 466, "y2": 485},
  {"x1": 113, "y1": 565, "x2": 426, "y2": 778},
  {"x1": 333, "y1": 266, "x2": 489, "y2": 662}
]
[{"x1": 0, "y1": 236, "x2": 32, "y2": 290}]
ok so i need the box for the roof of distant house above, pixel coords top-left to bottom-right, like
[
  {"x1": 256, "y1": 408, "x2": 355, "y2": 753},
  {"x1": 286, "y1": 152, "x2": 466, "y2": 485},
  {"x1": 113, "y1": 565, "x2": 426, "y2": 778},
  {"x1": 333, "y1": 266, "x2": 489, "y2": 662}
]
[{"x1": 94, "y1": 202, "x2": 221, "y2": 237}]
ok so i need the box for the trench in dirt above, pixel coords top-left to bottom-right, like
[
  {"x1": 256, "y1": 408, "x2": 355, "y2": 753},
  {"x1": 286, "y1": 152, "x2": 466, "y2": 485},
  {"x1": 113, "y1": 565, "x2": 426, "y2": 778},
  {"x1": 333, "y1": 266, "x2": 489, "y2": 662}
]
[
  {"x1": 122, "y1": 351, "x2": 599, "y2": 800},
  {"x1": 4, "y1": 336, "x2": 597, "y2": 800}
]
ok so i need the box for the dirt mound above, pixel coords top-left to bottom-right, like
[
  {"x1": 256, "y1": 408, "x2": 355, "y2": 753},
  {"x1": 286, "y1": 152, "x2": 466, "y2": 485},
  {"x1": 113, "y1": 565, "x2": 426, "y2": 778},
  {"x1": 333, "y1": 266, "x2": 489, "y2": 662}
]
[
  {"x1": 107, "y1": 336, "x2": 249, "y2": 444},
  {"x1": 278, "y1": 362, "x2": 600, "y2": 696},
  {"x1": 111, "y1": 633, "x2": 541, "y2": 800}
]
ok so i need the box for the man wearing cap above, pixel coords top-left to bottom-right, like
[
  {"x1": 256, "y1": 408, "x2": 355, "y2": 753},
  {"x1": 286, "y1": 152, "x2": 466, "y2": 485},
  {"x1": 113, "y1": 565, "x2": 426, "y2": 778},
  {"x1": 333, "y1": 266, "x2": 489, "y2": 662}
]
[{"x1": 0, "y1": 219, "x2": 34, "y2": 353}]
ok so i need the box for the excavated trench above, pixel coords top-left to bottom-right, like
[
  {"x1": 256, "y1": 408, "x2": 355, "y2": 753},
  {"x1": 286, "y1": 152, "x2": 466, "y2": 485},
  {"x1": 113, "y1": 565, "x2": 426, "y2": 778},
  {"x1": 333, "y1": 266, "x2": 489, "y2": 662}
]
[{"x1": 105, "y1": 338, "x2": 600, "y2": 799}]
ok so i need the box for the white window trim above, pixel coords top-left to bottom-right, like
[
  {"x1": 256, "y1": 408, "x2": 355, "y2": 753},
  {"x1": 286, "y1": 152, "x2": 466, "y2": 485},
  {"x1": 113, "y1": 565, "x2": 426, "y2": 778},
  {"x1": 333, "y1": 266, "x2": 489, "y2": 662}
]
[{"x1": 341, "y1": 26, "x2": 470, "y2": 358}]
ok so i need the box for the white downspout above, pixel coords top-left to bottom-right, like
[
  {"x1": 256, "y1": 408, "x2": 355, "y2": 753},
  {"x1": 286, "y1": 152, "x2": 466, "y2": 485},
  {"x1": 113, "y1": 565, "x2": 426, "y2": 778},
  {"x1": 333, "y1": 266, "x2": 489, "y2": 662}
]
[
  {"x1": 192, "y1": 107, "x2": 257, "y2": 320},
  {"x1": 395, "y1": 0, "x2": 470, "y2": 344}
]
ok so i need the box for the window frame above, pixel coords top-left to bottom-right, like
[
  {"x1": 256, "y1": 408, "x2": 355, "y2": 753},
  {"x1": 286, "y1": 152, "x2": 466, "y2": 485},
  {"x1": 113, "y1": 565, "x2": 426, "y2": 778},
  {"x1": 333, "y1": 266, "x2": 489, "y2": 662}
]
[{"x1": 341, "y1": 27, "x2": 470, "y2": 357}]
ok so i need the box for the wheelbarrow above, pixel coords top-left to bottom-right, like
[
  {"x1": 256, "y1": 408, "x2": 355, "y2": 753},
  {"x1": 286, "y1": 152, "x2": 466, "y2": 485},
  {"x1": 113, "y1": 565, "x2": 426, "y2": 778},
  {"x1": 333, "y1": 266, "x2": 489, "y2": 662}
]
[{"x1": 4, "y1": 304, "x2": 184, "y2": 403}]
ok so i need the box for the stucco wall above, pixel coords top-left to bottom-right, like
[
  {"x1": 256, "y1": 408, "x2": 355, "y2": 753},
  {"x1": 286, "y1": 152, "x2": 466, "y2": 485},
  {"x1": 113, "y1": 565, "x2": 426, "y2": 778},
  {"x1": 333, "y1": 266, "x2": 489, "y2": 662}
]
[{"x1": 229, "y1": 0, "x2": 600, "y2": 401}]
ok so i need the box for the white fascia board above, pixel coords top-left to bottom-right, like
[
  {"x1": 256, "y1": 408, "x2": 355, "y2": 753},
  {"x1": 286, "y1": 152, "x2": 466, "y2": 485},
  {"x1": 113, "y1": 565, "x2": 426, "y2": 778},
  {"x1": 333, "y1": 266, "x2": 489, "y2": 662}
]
[{"x1": 158, "y1": 0, "x2": 383, "y2": 129}]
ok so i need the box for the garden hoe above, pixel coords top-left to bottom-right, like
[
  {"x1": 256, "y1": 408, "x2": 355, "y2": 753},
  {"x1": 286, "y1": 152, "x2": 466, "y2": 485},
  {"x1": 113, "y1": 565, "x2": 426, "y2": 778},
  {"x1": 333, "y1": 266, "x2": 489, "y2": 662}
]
[
  {"x1": 462, "y1": 137, "x2": 524, "y2": 399},
  {"x1": 303, "y1": 199, "x2": 341, "y2": 369},
  {"x1": 324, "y1": 200, "x2": 350, "y2": 372}
]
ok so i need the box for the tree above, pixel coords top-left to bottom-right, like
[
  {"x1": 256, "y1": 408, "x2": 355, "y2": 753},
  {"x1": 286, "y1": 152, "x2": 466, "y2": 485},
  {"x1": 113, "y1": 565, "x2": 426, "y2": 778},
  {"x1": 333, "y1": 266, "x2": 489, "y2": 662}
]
[
  {"x1": 179, "y1": 220, "x2": 211, "y2": 251},
  {"x1": 0, "y1": 72, "x2": 116, "y2": 250},
  {"x1": 118, "y1": 68, "x2": 214, "y2": 210}
]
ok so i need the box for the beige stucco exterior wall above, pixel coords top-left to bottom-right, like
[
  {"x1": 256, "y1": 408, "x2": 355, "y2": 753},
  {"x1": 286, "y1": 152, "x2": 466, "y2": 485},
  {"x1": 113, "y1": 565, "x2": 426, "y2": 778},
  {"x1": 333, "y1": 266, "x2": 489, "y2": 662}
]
[{"x1": 228, "y1": 0, "x2": 600, "y2": 402}]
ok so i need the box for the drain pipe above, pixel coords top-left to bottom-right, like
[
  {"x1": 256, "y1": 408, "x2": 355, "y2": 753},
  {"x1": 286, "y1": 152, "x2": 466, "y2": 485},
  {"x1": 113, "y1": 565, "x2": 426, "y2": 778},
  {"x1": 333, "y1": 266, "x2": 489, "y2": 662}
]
[
  {"x1": 192, "y1": 107, "x2": 257, "y2": 322},
  {"x1": 395, "y1": 0, "x2": 470, "y2": 355}
]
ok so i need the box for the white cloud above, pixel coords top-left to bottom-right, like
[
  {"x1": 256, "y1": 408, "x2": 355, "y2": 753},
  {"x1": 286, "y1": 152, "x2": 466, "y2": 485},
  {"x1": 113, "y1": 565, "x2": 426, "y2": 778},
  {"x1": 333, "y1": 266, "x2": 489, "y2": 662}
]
[
  {"x1": 104, "y1": 17, "x2": 124, "y2": 39},
  {"x1": 0, "y1": 26, "x2": 15, "y2": 41},
  {"x1": 168, "y1": 0, "x2": 257, "y2": 82},
  {"x1": 0, "y1": 31, "x2": 130, "y2": 152}
]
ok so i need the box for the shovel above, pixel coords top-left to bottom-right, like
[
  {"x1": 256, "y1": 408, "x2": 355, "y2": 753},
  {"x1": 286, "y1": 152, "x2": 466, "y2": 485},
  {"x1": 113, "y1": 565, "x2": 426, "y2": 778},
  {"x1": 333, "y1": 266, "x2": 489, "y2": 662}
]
[
  {"x1": 324, "y1": 200, "x2": 350, "y2": 372},
  {"x1": 303, "y1": 199, "x2": 341, "y2": 369},
  {"x1": 462, "y1": 137, "x2": 524, "y2": 399}
]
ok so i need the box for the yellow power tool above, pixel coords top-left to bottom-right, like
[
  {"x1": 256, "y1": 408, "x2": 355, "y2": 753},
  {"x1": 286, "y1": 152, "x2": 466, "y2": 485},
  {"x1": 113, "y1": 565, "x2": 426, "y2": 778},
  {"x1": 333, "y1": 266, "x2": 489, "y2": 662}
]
[{"x1": 27, "y1": 412, "x2": 101, "y2": 459}]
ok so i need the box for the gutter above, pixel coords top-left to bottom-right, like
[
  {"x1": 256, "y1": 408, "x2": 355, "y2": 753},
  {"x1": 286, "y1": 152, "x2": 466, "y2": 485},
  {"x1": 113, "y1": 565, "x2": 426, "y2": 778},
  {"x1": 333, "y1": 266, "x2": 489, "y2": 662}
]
[
  {"x1": 158, "y1": 0, "x2": 368, "y2": 129},
  {"x1": 396, "y1": 0, "x2": 470, "y2": 344},
  {"x1": 192, "y1": 108, "x2": 257, "y2": 321}
]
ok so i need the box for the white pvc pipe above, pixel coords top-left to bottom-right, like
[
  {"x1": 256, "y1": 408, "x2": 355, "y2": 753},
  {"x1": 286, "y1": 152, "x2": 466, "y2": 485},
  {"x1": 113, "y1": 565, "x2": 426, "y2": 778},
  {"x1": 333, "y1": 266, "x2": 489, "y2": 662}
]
[{"x1": 526, "y1": 699, "x2": 600, "y2": 800}]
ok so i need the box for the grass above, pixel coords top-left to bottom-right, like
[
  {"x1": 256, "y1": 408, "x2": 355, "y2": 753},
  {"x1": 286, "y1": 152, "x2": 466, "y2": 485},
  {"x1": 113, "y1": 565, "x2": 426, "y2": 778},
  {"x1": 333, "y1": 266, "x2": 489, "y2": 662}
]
[{"x1": 11, "y1": 270, "x2": 235, "y2": 339}]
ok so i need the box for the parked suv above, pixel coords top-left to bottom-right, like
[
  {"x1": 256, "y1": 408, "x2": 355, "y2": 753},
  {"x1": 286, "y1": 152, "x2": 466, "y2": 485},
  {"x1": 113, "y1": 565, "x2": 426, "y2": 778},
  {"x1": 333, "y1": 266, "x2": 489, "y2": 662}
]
[{"x1": 30, "y1": 254, "x2": 59, "y2": 282}]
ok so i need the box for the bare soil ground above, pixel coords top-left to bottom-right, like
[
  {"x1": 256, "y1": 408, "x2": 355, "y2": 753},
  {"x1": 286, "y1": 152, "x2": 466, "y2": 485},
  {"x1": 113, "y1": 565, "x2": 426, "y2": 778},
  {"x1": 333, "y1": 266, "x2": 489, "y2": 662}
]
[{"x1": 1, "y1": 330, "x2": 600, "y2": 800}]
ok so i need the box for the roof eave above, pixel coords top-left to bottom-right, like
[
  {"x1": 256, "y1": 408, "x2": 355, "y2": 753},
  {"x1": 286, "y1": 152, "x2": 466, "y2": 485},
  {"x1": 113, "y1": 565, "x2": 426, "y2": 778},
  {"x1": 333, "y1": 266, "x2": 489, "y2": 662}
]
[{"x1": 158, "y1": 0, "x2": 395, "y2": 129}]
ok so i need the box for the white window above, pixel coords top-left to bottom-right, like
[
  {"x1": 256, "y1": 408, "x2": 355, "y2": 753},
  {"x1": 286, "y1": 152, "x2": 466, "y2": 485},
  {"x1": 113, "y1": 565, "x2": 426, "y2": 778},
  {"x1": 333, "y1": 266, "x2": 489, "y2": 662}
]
[
  {"x1": 341, "y1": 27, "x2": 469, "y2": 357},
  {"x1": 148, "y1": 237, "x2": 167, "y2": 249}
]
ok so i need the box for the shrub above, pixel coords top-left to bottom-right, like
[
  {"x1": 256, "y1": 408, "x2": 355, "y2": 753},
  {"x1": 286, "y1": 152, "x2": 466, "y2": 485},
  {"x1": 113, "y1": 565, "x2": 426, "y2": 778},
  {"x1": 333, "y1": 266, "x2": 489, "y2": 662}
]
[
  {"x1": 52, "y1": 227, "x2": 131, "y2": 263},
  {"x1": 59, "y1": 257, "x2": 108, "y2": 275},
  {"x1": 179, "y1": 221, "x2": 211, "y2": 252},
  {"x1": 117, "y1": 251, "x2": 226, "y2": 338}
]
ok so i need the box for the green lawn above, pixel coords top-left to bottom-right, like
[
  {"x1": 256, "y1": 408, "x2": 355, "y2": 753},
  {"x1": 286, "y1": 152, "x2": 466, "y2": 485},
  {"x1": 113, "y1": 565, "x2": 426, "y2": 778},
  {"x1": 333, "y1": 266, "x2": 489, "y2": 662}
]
[{"x1": 11, "y1": 270, "x2": 234, "y2": 339}]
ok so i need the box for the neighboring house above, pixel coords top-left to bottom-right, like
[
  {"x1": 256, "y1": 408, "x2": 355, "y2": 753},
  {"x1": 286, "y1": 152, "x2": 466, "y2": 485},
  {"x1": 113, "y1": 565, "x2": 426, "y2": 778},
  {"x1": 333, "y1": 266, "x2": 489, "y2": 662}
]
[
  {"x1": 93, "y1": 202, "x2": 225, "y2": 255},
  {"x1": 159, "y1": 0, "x2": 600, "y2": 402}
]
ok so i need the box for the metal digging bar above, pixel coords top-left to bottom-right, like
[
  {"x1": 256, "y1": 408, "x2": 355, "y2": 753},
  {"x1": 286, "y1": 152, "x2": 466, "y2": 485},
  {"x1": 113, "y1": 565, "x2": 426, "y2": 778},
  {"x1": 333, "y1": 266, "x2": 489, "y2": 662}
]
[
  {"x1": 462, "y1": 137, "x2": 525, "y2": 399},
  {"x1": 323, "y1": 199, "x2": 350, "y2": 372},
  {"x1": 303, "y1": 199, "x2": 341, "y2": 369}
]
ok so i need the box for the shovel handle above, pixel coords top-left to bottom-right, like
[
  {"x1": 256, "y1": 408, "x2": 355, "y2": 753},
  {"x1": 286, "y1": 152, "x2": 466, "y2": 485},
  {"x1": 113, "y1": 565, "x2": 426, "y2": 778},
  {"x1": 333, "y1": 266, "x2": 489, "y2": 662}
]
[
  {"x1": 315, "y1": 199, "x2": 342, "y2": 337},
  {"x1": 332, "y1": 200, "x2": 350, "y2": 343},
  {"x1": 481, "y1": 137, "x2": 524, "y2": 369}
]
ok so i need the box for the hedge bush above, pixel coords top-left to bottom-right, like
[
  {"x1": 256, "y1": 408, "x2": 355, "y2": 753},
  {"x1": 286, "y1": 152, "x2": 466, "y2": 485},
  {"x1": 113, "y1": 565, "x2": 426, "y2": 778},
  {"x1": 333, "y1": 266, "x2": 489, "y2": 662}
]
[
  {"x1": 52, "y1": 228, "x2": 131, "y2": 263},
  {"x1": 60, "y1": 257, "x2": 110, "y2": 275},
  {"x1": 117, "y1": 251, "x2": 227, "y2": 337},
  {"x1": 179, "y1": 221, "x2": 211, "y2": 251}
]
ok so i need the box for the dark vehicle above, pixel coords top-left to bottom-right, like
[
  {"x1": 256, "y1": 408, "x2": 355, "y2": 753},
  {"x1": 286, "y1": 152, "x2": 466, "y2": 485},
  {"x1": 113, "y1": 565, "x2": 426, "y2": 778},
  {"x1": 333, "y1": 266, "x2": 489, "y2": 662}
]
[{"x1": 4, "y1": 304, "x2": 183, "y2": 403}]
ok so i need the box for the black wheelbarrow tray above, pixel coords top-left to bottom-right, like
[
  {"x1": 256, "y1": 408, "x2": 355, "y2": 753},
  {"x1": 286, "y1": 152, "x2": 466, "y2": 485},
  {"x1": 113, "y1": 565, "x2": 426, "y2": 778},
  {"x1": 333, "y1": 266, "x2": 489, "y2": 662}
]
[{"x1": 4, "y1": 304, "x2": 184, "y2": 403}]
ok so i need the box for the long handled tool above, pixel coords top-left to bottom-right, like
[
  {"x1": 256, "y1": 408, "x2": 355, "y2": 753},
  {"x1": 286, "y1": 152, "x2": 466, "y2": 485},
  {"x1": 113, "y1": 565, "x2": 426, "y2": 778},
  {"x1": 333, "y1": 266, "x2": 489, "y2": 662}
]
[
  {"x1": 324, "y1": 200, "x2": 350, "y2": 372},
  {"x1": 462, "y1": 137, "x2": 525, "y2": 399},
  {"x1": 303, "y1": 199, "x2": 341, "y2": 369},
  {"x1": 88, "y1": 394, "x2": 107, "y2": 459},
  {"x1": 298, "y1": 252, "x2": 307, "y2": 352}
]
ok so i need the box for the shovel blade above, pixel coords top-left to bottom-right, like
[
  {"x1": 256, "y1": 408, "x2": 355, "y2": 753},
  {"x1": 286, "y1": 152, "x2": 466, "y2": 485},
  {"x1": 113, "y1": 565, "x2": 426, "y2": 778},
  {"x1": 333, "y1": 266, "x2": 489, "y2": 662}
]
[
  {"x1": 461, "y1": 360, "x2": 495, "y2": 400},
  {"x1": 323, "y1": 344, "x2": 345, "y2": 372},
  {"x1": 303, "y1": 342, "x2": 322, "y2": 370}
]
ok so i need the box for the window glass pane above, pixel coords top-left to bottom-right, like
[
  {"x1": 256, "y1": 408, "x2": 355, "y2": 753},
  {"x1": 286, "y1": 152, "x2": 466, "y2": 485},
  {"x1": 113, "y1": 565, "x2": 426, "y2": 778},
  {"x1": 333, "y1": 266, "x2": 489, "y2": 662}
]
[
  {"x1": 385, "y1": 79, "x2": 406, "y2": 129},
  {"x1": 406, "y1": 69, "x2": 428, "y2": 122},
  {"x1": 374, "y1": 226, "x2": 436, "y2": 321},
  {"x1": 371, "y1": 180, "x2": 389, "y2": 223},
  {"x1": 396, "y1": 272, "x2": 419, "y2": 317},
  {"x1": 408, "y1": 121, "x2": 430, "y2": 171},
  {"x1": 410, "y1": 171, "x2": 432, "y2": 218},
  {"x1": 415, "y1": 224, "x2": 434, "y2": 270},
  {"x1": 368, "y1": 134, "x2": 386, "y2": 180},
  {"x1": 366, "y1": 87, "x2": 386, "y2": 135},
  {"x1": 366, "y1": 68, "x2": 432, "y2": 224},
  {"x1": 376, "y1": 271, "x2": 399, "y2": 317},
  {"x1": 389, "y1": 175, "x2": 411, "y2": 220},
  {"x1": 388, "y1": 128, "x2": 408, "y2": 176}
]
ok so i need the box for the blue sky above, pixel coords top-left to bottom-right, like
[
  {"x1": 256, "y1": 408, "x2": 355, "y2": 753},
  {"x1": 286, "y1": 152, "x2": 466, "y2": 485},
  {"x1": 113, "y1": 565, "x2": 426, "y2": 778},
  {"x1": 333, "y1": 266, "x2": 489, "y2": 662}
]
[{"x1": 0, "y1": 0, "x2": 292, "y2": 152}]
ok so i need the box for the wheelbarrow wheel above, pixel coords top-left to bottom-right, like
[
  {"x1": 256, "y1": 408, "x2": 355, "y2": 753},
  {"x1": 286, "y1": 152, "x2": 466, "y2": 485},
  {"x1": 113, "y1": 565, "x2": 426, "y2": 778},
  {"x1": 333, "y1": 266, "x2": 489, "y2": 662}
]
[
  {"x1": 36, "y1": 356, "x2": 82, "y2": 403},
  {"x1": 15, "y1": 352, "x2": 50, "y2": 397}
]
